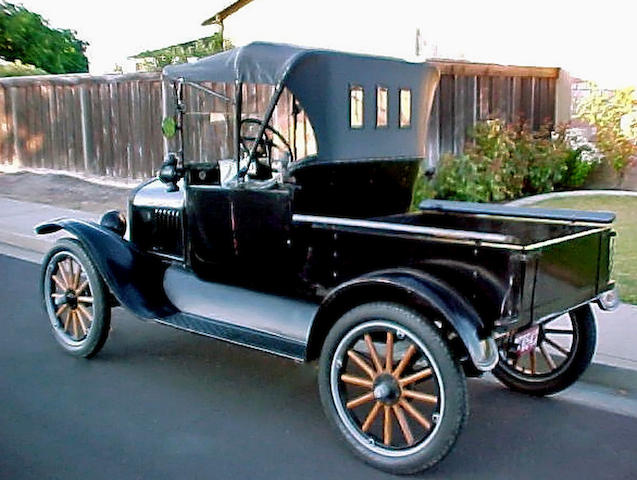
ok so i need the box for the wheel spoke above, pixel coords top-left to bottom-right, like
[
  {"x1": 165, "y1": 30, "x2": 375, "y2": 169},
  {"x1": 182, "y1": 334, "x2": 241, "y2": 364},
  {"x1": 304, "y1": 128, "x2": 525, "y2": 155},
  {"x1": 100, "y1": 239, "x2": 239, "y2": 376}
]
[
  {"x1": 346, "y1": 391, "x2": 375, "y2": 409},
  {"x1": 340, "y1": 374, "x2": 373, "y2": 389},
  {"x1": 77, "y1": 296, "x2": 94, "y2": 304},
  {"x1": 385, "y1": 331, "x2": 394, "y2": 372},
  {"x1": 364, "y1": 334, "x2": 383, "y2": 373},
  {"x1": 399, "y1": 368, "x2": 432, "y2": 387},
  {"x1": 383, "y1": 406, "x2": 392, "y2": 446},
  {"x1": 71, "y1": 310, "x2": 79, "y2": 338},
  {"x1": 59, "y1": 260, "x2": 72, "y2": 288},
  {"x1": 544, "y1": 337, "x2": 570, "y2": 356},
  {"x1": 55, "y1": 303, "x2": 69, "y2": 317},
  {"x1": 76, "y1": 305, "x2": 92, "y2": 331},
  {"x1": 361, "y1": 401, "x2": 382, "y2": 432},
  {"x1": 392, "y1": 404, "x2": 414, "y2": 445},
  {"x1": 75, "y1": 310, "x2": 88, "y2": 335},
  {"x1": 402, "y1": 389, "x2": 438, "y2": 404},
  {"x1": 71, "y1": 259, "x2": 82, "y2": 289},
  {"x1": 399, "y1": 399, "x2": 431, "y2": 430},
  {"x1": 76, "y1": 304, "x2": 93, "y2": 323},
  {"x1": 543, "y1": 328, "x2": 573, "y2": 335},
  {"x1": 529, "y1": 349, "x2": 537, "y2": 374},
  {"x1": 63, "y1": 310, "x2": 73, "y2": 331},
  {"x1": 76, "y1": 279, "x2": 89, "y2": 295},
  {"x1": 52, "y1": 274, "x2": 66, "y2": 290},
  {"x1": 393, "y1": 344, "x2": 417, "y2": 377},
  {"x1": 347, "y1": 350, "x2": 376, "y2": 379},
  {"x1": 539, "y1": 343, "x2": 557, "y2": 370}
]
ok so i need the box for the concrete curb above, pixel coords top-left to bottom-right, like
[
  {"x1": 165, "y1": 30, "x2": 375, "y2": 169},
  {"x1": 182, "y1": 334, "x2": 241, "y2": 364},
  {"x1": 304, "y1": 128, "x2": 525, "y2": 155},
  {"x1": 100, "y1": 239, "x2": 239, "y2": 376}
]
[
  {"x1": 0, "y1": 229, "x2": 56, "y2": 253},
  {"x1": 581, "y1": 361, "x2": 637, "y2": 394},
  {"x1": 508, "y1": 189, "x2": 637, "y2": 206}
]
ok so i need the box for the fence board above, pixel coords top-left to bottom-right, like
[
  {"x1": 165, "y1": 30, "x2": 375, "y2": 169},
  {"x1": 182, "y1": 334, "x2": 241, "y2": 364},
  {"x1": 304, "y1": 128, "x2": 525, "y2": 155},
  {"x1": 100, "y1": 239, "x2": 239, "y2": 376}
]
[{"x1": 0, "y1": 65, "x2": 559, "y2": 179}]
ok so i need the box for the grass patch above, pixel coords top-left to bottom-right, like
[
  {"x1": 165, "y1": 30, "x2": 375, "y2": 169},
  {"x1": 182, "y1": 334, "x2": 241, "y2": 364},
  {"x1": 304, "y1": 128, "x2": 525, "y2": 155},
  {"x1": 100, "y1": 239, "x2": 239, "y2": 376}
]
[{"x1": 531, "y1": 195, "x2": 637, "y2": 305}]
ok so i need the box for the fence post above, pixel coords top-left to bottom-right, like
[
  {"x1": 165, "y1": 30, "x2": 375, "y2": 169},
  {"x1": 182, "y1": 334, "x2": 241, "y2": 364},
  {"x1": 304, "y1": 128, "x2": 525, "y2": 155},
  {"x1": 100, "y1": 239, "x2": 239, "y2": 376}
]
[{"x1": 79, "y1": 82, "x2": 93, "y2": 174}]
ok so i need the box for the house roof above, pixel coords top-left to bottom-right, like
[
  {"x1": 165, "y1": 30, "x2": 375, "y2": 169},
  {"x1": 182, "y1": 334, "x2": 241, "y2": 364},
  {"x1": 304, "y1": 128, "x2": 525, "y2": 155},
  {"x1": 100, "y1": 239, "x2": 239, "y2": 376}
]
[{"x1": 201, "y1": 0, "x2": 256, "y2": 26}]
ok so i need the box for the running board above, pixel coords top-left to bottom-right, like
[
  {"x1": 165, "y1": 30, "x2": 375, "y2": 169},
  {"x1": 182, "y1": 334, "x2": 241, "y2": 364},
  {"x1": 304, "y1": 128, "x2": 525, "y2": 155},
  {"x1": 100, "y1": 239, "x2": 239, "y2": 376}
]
[
  {"x1": 156, "y1": 312, "x2": 306, "y2": 361},
  {"x1": 161, "y1": 266, "x2": 319, "y2": 361}
]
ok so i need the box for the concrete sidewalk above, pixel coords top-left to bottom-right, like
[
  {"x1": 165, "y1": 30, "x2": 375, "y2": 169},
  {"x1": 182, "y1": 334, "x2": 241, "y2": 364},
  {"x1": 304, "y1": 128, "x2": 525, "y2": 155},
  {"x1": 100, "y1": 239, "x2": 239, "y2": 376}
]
[
  {"x1": 0, "y1": 196, "x2": 635, "y2": 390},
  {"x1": 0, "y1": 197, "x2": 98, "y2": 253}
]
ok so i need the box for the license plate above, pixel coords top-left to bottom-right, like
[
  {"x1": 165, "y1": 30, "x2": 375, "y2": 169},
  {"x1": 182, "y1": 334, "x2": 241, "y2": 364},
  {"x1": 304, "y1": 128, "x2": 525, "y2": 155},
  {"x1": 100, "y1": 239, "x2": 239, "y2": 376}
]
[{"x1": 514, "y1": 326, "x2": 540, "y2": 356}]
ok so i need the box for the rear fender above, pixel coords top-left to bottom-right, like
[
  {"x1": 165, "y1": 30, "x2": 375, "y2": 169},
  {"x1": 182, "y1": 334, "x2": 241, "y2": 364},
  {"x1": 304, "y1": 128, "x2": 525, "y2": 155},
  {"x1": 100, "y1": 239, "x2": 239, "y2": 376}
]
[
  {"x1": 308, "y1": 269, "x2": 498, "y2": 371},
  {"x1": 36, "y1": 219, "x2": 176, "y2": 319}
]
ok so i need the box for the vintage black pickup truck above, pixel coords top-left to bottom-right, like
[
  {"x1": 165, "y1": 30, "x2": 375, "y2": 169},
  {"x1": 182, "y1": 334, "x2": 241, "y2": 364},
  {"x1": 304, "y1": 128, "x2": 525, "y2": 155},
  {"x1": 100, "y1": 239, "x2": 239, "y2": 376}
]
[{"x1": 36, "y1": 43, "x2": 618, "y2": 474}]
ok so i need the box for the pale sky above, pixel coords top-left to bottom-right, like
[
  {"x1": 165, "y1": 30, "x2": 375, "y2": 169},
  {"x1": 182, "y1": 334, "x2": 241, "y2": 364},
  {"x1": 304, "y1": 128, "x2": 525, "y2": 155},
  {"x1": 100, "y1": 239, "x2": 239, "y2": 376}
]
[{"x1": 17, "y1": 0, "x2": 637, "y2": 88}]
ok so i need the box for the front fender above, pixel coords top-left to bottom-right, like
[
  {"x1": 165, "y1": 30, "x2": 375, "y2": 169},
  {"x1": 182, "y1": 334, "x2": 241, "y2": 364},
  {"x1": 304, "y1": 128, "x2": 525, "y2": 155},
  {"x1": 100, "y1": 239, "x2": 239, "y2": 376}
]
[
  {"x1": 36, "y1": 219, "x2": 177, "y2": 320},
  {"x1": 310, "y1": 269, "x2": 498, "y2": 371}
]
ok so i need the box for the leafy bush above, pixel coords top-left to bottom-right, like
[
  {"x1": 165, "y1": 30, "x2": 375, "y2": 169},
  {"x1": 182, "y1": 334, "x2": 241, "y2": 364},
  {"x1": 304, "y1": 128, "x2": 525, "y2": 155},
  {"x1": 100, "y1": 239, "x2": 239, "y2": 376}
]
[
  {"x1": 575, "y1": 84, "x2": 637, "y2": 179},
  {"x1": 0, "y1": 59, "x2": 47, "y2": 77},
  {"x1": 416, "y1": 119, "x2": 599, "y2": 204}
]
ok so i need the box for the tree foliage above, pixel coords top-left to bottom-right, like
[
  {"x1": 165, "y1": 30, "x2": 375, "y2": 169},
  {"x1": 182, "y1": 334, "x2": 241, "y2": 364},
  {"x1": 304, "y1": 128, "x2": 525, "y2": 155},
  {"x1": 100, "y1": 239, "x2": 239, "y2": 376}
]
[
  {"x1": 576, "y1": 84, "x2": 637, "y2": 177},
  {"x1": 131, "y1": 32, "x2": 233, "y2": 71},
  {"x1": 0, "y1": 2, "x2": 89, "y2": 74}
]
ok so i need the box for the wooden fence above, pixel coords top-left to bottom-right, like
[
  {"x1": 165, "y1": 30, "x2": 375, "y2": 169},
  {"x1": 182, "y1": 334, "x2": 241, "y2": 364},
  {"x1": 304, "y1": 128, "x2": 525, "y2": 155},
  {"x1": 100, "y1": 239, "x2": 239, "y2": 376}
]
[
  {"x1": 425, "y1": 60, "x2": 560, "y2": 167},
  {"x1": 0, "y1": 72, "x2": 164, "y2": 179},
  {"x1": 0, "y1": 61, "x2": 562, "y2": 180}
]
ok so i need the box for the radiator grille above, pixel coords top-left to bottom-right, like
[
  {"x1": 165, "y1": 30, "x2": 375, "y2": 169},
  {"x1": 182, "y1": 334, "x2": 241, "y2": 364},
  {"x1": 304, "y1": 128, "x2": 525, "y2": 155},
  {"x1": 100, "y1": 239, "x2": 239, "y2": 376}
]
[
  {"x1": 152, "y1": 208, "x2": 183, "y2": 256},
  {"x1": 132, "y1": 206, "x2": 183, "y2": 258}
]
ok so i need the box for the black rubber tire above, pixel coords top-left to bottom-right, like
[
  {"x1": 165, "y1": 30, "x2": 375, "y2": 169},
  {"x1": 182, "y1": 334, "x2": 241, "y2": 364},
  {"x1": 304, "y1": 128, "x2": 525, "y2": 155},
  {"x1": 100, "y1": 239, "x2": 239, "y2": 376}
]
[
  {"x1": 40, "y1": 238, "x2": 111, "y2": 358},
  {"x1": 318, "y1": 302, "x2": 468, "y2": 475},
  {"x1": 493, "y1": 304, "x2": 596, "y2": 396}
]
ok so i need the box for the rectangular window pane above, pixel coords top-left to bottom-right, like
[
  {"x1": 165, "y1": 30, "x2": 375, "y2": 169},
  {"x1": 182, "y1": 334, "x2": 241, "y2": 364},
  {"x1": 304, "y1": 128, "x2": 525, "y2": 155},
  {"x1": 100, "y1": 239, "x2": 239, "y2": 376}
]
[
  {"x1": 399, "y1": 89, "x2": 411, "y2": 128},
  {"x1": 376, "y1": 86, "x2": 388, "y2": 127},
  {"x1": 350, "y1": 86, "x2": 364, "y2": 128}
]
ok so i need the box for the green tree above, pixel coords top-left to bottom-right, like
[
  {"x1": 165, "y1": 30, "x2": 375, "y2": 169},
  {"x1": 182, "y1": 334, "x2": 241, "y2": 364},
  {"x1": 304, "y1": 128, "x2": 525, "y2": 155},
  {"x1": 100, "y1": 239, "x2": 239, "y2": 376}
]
[
  {"x1": 576, "y1": 84, "x2": 637, "y2": 178},
  {"x1": 0, "y1": 2, "x2": 89, "y2": 74},
  {"x1": 131, "y1": 32, "x2": 232, "y2": 72}
]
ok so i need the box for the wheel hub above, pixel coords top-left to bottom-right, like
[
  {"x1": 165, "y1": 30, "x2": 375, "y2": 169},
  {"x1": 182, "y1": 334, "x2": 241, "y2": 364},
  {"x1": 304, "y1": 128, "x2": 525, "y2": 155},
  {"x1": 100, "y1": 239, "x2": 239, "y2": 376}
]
[
  {"x1": 65, "y1": 290, "x2": 78, "y2": 309},
  {"x1": 373, "y1": 373, "x2": 401, "y2": 405}
]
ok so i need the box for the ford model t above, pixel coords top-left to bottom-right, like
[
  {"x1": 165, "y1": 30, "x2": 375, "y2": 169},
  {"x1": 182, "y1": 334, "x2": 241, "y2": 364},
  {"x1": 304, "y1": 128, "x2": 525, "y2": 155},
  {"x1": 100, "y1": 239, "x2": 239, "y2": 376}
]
[{"x1": 36, "y1": 43, "x2": 618, "y2": 474}]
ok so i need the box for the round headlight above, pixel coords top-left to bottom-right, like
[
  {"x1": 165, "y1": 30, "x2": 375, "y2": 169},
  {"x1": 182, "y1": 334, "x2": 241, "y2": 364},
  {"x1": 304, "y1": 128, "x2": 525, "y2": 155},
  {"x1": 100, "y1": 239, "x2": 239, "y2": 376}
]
[{"x1": 100, "y1": 210, "x2": 127, "y2": 237}]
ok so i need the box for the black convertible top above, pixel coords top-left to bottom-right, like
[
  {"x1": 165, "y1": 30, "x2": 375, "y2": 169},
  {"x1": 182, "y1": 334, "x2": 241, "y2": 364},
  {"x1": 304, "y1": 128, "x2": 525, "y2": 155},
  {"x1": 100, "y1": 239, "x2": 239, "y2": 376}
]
[{"x1": 164, "y1": 42, "x2": 439, "y2": 162}]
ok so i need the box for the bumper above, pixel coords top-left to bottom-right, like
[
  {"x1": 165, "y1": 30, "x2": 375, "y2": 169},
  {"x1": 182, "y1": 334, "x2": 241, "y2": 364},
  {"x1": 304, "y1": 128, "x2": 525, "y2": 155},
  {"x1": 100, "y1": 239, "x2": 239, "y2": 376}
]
[{"x1": 597, "y1": 288, "x2": 621, "y2": 311}]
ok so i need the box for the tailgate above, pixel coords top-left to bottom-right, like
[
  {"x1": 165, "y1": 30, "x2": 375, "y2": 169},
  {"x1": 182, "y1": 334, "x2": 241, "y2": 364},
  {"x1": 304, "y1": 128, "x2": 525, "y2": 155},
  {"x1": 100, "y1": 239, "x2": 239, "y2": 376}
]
[{"x1": 529, "y1": 227, "x2": 614, "y2": 321}]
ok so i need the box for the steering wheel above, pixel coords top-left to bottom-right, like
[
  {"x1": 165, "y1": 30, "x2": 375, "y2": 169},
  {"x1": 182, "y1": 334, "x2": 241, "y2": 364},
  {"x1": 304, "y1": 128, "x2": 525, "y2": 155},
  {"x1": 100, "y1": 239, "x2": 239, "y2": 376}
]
[{"x1": 239, "y1": 118, "x2": 293, "y2": 180}]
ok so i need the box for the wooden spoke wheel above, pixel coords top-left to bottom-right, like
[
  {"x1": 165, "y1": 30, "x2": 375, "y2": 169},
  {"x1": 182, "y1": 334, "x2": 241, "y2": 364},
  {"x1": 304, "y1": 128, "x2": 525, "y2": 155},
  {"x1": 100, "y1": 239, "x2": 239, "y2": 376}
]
[
  {"x1": 318, "y1": 302, "x2": 467, "y2": 475},
  {"x1": 493, "y1": 304, "x2": 596, "y2": 396},
  {"x1": 41, "y1": 239, "x2": 111, "y2": 358}
]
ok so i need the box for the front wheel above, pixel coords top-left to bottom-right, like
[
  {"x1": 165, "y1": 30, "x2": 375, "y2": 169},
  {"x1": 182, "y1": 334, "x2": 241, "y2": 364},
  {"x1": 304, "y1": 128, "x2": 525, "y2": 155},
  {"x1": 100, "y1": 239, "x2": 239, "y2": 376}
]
[
  {"x1": 493, "y1": 304, "x2": 596, "y2": 396},
  {"x1": 40, "y1": 238, "x2": 111, "y2": 358},
  {"x1": 318, "y1": 302, "x2": 468, "y2": 475}
]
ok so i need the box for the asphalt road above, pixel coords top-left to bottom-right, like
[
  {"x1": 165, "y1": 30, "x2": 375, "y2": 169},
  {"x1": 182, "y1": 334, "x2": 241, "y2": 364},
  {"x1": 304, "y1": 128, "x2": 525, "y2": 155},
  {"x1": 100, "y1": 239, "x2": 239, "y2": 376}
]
[{"x1": 1, "y1": 254, "x2": 636, "y2": 480}]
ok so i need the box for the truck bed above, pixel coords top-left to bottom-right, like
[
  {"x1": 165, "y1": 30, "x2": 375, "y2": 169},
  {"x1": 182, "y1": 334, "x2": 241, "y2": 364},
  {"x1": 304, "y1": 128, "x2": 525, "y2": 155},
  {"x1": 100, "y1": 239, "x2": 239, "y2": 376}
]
[{"x1": 376, "y1": 200, "x2": 616, "y2": 325}]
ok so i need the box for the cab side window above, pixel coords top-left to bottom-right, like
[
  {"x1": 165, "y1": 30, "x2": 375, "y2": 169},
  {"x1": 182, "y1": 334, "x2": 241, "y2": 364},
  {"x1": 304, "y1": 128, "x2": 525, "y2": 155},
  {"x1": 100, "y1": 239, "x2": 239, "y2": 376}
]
[
  {"x1": 399, "y1": 88, "x2": 411, "y2": 128},
  {"x1": 350, "y1": 86, "x2": 364, "y2": 129},
  {"x1": 376, "y1": 86, "x2": 388, "y2": 128}
]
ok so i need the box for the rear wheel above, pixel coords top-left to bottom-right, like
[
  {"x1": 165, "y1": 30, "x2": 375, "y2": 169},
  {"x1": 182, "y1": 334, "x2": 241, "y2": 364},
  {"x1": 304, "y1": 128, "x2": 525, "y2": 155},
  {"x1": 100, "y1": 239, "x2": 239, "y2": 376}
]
[
  {"x1": 318, "y1": 302, "x2": 467, "y2": 474},
  {"x1": 493, "y1": 304, "x2": 596, "y2": 396},
  {"x1": 40, "y1": 238, "x2": 111, "y2": 358}
]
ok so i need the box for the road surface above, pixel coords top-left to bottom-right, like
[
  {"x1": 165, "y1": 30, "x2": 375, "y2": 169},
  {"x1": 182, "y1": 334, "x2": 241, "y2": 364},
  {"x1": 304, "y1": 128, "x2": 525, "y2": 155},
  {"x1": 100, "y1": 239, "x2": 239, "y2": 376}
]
[{"x1": 1, "y1": 254, "x2": 635, "y2": 480}]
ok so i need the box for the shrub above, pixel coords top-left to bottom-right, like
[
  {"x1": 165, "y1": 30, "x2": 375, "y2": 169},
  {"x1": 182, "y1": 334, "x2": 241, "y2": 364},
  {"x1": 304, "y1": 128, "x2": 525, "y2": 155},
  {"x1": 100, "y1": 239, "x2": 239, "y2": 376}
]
[
  {"x1": 0, "y1": 59, "x2": 47, "y2": 77},
  {"x1": 576, "y1": 84, "x2": 637, "y2": 179},
  {"x1": 416, "y1": 119, "x2": 598, "y2": 204}
]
